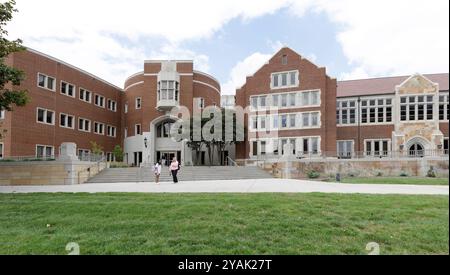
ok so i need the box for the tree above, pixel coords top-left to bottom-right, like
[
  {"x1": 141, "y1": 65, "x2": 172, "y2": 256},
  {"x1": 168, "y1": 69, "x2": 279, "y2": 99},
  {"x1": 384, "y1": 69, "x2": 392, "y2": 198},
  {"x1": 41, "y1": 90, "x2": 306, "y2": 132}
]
[
  {"x1": 112, "y1": 145, "x2": 124, "y2": 162},
  {"x1": 0, "y1": 0, "x2": 29, "y2": 140},
  {"x1": 1, "y1": 0, "x2": 29, "y2": 111},
  {"x1": 90, "y1": 141, "x2": 103, "y2": 156}
]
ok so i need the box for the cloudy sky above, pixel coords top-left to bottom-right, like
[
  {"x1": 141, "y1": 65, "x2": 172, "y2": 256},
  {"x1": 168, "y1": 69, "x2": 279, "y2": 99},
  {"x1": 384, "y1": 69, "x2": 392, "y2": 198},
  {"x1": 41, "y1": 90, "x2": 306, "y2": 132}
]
[{"x1": 6, "y1": 0, "x2": 449, "y2": 94}]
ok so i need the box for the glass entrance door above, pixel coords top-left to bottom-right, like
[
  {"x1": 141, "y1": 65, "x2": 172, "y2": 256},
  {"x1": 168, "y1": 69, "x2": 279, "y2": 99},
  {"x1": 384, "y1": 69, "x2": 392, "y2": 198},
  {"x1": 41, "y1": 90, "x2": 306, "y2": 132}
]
[{"x1": 157, "y1": 151, "x2": 178, "y2": 166}]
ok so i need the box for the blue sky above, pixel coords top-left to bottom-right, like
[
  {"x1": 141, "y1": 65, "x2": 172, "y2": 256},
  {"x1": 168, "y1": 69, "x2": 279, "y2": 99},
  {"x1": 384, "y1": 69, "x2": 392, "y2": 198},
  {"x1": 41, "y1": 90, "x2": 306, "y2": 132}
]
[{"x1": 7, "y1": 0, "x2": 449, "y2": 94}]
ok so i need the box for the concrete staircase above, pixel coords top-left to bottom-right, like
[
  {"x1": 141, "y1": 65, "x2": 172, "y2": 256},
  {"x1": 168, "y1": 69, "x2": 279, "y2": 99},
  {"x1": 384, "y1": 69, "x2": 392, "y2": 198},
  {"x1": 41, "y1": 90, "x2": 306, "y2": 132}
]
[{"x1": 86, "y1": 166, "x2": 274, "y2": 183}]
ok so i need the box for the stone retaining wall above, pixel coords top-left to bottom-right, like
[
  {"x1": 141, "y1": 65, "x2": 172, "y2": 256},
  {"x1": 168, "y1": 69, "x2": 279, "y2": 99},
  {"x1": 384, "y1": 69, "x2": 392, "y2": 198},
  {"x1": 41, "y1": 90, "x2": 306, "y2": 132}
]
[{"x1": 259, "y1": 158, "x2": 449, "y2": 179}]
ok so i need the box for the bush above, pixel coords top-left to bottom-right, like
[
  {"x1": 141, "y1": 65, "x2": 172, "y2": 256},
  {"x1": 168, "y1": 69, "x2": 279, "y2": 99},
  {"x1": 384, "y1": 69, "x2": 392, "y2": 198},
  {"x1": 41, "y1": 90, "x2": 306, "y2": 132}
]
[
  {"x1": 307, "y1": 170, "x2": 320, "y2": 179},
  {"x1": 375, "y1": 171, "x2": 383, "y2": 177},
  {"x1": 427, "y1": 166, "x2": 437, "y2": 178},
  {"x1": 400, "y1": 171, "x2": 408, "y2": 177}
]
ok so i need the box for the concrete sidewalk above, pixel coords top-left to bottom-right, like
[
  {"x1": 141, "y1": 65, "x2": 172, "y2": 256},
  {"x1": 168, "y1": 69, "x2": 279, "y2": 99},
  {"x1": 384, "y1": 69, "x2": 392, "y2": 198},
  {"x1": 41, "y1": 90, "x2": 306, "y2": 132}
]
[{"x1": 0, "y1": 179, "x2": 448, "y2": 195}]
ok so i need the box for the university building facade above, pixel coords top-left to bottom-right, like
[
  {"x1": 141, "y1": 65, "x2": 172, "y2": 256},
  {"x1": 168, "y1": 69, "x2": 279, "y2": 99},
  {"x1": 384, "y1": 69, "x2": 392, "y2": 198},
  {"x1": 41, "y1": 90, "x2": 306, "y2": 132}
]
[{"x1": 0, "y1": 47, "x2": 448, "y2": 165}]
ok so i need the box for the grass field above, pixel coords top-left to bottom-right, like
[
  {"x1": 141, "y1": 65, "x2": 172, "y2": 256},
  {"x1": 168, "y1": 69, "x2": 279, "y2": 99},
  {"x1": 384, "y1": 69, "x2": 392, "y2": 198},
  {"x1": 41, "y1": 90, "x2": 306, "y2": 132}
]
[
  {"x1": 325, "y1": 177, "x2": 449, "y2": 185},
  {"x1": 0, "y1": 193, "x2": 448, "y2": 255}
]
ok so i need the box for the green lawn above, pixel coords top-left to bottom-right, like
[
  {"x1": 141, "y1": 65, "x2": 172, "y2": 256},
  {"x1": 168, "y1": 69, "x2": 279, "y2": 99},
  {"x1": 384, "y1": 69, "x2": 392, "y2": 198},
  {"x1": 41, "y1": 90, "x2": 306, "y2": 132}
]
[
  {"x1": 0, "y1": 193, "x2": 448, "y2": 255},
  {"x1": 328, "y1": 177, "x2": 449, "y2": 185}
]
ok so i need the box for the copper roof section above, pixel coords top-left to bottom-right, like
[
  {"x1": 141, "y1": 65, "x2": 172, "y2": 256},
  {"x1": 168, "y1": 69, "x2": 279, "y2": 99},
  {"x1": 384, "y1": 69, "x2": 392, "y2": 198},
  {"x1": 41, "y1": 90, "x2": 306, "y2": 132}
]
[{"x1": 337, "y1": 73, "x2": 449, "y2": 98}]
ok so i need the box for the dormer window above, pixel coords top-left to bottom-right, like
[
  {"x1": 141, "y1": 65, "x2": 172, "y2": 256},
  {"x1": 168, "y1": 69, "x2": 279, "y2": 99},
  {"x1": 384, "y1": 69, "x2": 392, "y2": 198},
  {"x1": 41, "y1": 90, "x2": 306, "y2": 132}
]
[{"x1": 282, "y1": 55, "x2": 288, "y2": 65}]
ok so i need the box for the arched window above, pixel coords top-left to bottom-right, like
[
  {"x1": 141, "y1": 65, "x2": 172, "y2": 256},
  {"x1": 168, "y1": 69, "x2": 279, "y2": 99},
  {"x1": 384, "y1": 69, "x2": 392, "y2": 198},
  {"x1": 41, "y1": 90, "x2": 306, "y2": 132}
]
[{"x1": 156, "y1": 120, "x2": 175, "y2": 138}]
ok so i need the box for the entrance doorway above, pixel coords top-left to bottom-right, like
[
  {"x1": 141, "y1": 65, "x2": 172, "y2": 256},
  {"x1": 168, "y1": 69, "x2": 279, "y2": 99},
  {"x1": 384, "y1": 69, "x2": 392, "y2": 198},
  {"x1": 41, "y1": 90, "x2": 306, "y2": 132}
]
[
  {"x1": 157, "y1": 151, "x2": 181, "y2": 166},
  {"x1": 408, "y1": 143, "x2": 424, "y2": 157},
  {"x1": 133, "y1": 152, "x2": 143, "y2": 167}
]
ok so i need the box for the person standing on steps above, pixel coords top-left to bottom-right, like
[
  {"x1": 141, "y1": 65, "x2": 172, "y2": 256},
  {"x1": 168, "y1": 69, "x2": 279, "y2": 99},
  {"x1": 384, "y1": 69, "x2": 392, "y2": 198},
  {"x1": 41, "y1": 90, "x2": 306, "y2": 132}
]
[
  {"x1": 153, "y1": 161, "x2": 162, "y2": 185},
  {"x1": 169, "y1": 157, "x2": 180, "y2": 184}
]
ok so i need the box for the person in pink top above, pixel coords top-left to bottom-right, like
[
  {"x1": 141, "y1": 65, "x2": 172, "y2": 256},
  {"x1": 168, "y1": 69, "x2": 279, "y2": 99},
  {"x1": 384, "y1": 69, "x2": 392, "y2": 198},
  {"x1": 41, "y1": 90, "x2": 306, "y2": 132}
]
[{"x1": 169, "y1": 157, "x2": 180, "y2": 183}]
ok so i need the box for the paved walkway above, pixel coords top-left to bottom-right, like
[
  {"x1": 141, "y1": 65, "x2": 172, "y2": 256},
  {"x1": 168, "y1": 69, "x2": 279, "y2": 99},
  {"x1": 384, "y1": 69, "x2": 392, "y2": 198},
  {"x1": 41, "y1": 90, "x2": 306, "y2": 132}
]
[{"x1": 0, "y1": 179, "x2": 448, "y2": 195}]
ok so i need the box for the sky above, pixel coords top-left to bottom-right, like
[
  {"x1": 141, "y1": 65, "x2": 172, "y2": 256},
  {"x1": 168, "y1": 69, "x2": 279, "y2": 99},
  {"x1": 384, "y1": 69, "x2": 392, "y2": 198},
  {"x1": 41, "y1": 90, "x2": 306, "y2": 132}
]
[{"x1": 6, "y1": 0, "x2": 449, "y2": 94}]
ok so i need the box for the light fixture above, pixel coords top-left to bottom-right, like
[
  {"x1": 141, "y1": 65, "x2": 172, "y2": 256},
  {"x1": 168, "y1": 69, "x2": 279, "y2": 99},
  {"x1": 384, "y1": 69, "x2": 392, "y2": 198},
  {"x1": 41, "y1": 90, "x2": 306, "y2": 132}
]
[
  {"x1": 144, "y1": 137, "x2": 148, "y2": 148},
  {"x1": 437, "y1": 144, "x2": 443, "y2": 150},
  {"x1": 399, "y1": 144, "x2": 405, "y2": 150}
]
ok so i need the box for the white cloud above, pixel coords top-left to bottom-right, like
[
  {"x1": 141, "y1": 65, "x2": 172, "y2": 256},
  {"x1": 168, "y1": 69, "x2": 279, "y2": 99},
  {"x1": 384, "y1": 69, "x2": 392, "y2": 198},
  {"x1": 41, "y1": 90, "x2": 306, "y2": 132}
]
[
  {"x1": 6, "y1": 0, "x2": 449, "y2": 88},
  {"x1": 222, "y1": 52, "x2": 272, "y2": 95},
  {"x1": 292, "y1": 0, "x2": 449, "y2": 79}
]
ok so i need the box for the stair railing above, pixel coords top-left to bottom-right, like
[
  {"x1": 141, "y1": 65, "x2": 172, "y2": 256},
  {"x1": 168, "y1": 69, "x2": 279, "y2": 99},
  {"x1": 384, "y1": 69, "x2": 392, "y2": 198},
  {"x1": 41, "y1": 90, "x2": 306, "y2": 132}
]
[{"x1": 226, "y1": 156, "x2": 238, "y2": 166}]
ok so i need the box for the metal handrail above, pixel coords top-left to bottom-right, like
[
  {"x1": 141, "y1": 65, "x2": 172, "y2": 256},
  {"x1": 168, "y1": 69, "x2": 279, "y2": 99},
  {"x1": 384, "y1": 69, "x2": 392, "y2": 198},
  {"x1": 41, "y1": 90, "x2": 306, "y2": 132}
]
[
  {"x1": 226, "y1": 156, "x2": 238, "y2": 166},
  {"x1": 77, "y1": 157, "x2": 107, "y2": 184}
]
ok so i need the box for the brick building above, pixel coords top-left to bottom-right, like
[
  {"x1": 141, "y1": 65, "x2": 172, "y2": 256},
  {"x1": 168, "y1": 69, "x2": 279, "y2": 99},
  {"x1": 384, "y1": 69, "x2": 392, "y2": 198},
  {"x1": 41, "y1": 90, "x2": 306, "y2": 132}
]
[{"x1": 0, "y1": 47, "x2": 448, "y2": 164}]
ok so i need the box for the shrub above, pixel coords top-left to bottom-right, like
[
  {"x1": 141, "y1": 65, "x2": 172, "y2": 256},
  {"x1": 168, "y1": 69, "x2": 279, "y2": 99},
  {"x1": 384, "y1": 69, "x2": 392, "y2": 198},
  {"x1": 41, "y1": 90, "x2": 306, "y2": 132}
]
[
  {"x1": 375, "y1": 171, "x2": 383, "y2": 177},
  {"x1": 307, "y1": 170, "x2": 320, "y2": 179},
  {"x1": 427, "y1": 166, "x2": 437, "y2": 178},
  {"x1": 399, "y1": 171, "x2": 408, "y2": 177}
]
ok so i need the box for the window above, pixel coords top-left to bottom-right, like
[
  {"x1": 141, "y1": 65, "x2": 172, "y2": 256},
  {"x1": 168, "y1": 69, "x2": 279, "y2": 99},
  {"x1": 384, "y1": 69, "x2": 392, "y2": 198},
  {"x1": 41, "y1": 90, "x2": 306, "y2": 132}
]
[
  {"x1": 271, "y1": 70, "x2": 299, "y2": 89},
  {"x1": 78, "y1": 118, "x2": 91, "y2": 132},
  {"x1": 365, "y1": 140, "x2": 390, "y2": 157},
  {"x1": 94, "y1": 94, "x2": 105, "y2": 108},
  {"x1": 94, "y1": 122, "x2": 105, "y2": 135},
  {"x1": 158, "y1": 80, "x2": 179, "y2": 102},
  {"x1": 272, "y1": 95, "x2": 279, "y2": 107},
  {"x1": 289, "y1": 114, "x2": 296, "y2": 128},
  {"x1": 60, "y1": 81, "x2": 75, "y2": 97},
  {"x1": 260, "y1": 116, "x2": 266, "y2": 130},
  {"x1": 135, "y1": 97, "x2": 142, "y2": 109},
  {"x1": 124, "y1": 103, "x2": 128, "y2": 114},
  {"x1": 250, "y1": 96, "x2": 267, "y2": 109},
  {"x1": 195, "y1": 97, "x2": 205, "y2": 109},
  {"x1": 439, "y1": 94, "x2": 449, "y2": 121},
  {"x1": 337, "y1": 100, "x2": 357, "y2": 125},
  {"x1": 289, "y1": 93, "x2": 296, "y2": 106},
  {"x1": 106, "y1": 152, "x2": 115, "y2": 162},
  {"x1": 251, "y1": 117, "x2": 258, "y2": 130},
  {"x1": 135, "y1": 124, "x2": 141, "y2": 135},
  {"x1": 302, "y1": 112, "x2": 320, "y2": 128},
  {"x1": 272, "y1": 115, "x2": 279, "y2": 129},
  {"x1": 0, "y1": 143, "x2": 3, "y2": 159},
  {"x1": 273, "y1": 139, "x2": 279, "y2": 155},
  {"x1": 157, "y1": 121, "x2": 174, "y2": 138},
  {"x1": 299, "y1": 90, "x2": 320, "y2": 107},
  {"x1": 260, "y1": 141, "x2": 266, "y2": 155},
  {"x1": 282, "y1": 55, "x2": 288, "y2": 65},
  {"x1": 36, "y1": 145, "x2": 54, "y2": 158},
  {"x1": 59, "y1": 113, "x2": 74, "y2": 129},
  {"x1": 79, "y1": 88, "x2": 92, "y2": 103},
  {"x1": 281, "y1": 115, "x2": 288, "y2": 128},
  {"x1": 337, "y1": 141, "x2": 354, "y2": 158},
  {"x1": 0, "y1": 109, "x2": 4, "y2": 120},
  {"x1": 107, "y1": 99, "x2": 117, "y2": 112},
  {"x1": 361, "y1": 98, "x2": 393, "y2": 124},
  {"x1": 36, "y1": 108, "x2": 55, "y2": 125},
  {"x1": 400, "y1": 95, "x2": 433, "y2": 121},
  {"x1": 444, "y1": 138, "x2": 449, "y2": 155},
  {"x1": 252, "y1": 141, "x2": 258, "y2": 156},
  {"x1": 300, "y1": 137, "x2": 320, "y2": 155},
  {"x1": 37, "y1": 73, "x2": 56, "y2": 91},
  {"x1": 107, "y1": 125, "x2": 117, "y2": 137},
  {"x1": 281, "y1": 94, "x2": 287, "y2": 107}
]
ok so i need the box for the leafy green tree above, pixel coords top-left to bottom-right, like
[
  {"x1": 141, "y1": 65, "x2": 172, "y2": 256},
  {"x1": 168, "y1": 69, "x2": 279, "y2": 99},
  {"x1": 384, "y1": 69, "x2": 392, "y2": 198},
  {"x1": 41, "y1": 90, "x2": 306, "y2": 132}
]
[
  {"x1": 90, "y1": 141, "x2": 103, "y2": 156},
  {"x1": 112, "y1": 145, "x2": 124, "y2": 162},
  {"x1": 1, "y1": 0, "x2": 29, "y2": 111},
  {"x1": 0, "y1": 0, "x2": 29, "y2": 140}
]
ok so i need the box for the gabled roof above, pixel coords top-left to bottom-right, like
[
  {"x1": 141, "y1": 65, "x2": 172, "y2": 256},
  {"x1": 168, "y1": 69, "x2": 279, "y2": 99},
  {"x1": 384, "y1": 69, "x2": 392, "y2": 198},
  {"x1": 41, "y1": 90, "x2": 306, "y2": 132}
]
[{"x1": 337, "y1": 73, "x2": 449, "y2": 98}]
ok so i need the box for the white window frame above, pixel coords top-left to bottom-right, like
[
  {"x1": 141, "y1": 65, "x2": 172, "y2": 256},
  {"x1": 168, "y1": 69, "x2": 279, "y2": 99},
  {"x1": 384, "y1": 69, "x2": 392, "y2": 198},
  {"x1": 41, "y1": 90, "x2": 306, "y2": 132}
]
[
  {"x1": 337, "y1": 140, "x2": 355, "y2": 158},
  {"x1": 0, "y1": 109, "x2": 5, "y2": 120},
  {"x1": 252, "y1": 89, "x2": 321, "y2": 111},
  {"x1": 364, "y1": 139, "x2": 391, "y2": 157},
  {"x1": 94, "y1": 94, "x2": 106, "y2": 108},
  {"x1": 36, "y1": 107, "x2": 55, "y2": 125},
  {"x1": 399, "y1": 94, "x2": 434, "y2": 123},
  {"x1": 249, "y1": 111, "x2": 321, "y2": 132},
  {"x1": 337, "y1": 98, "x2": 358, "y2": 126},
  {"x1": 93, "y1": 122, "x2": 105, "y2": 135},
  {"x1": 107, "y1": 99, "x2": 117, "y2": 112},
  {"x1": 439, "y1": 92, "x2": 449, "y2": 121},
  {"x1": 270, "y1": 70, "x2": 299, "y2": 90},
  {"x1": 79, "y1": 88, "x2": 92, "y2": 103},
  {"x1": 37, "y1": 73, "x2": 56, "y2": 92},
  {"x1": 135, "y1": 124, "x2": 142, "y2": 135},
  {"x1": 360, "y1": 96, "x2": 394, "y2": 125},
  {"x1": 107, "y1": 125, "x2": 117, "y2": 138},
  {"x1": 59, "y1": 113, "x2": 75, "y2": 129},
  {"x1": 36, "y1": 144, "x2": 54, "y2": 158},
  {"x1": 124, "y1": 103, "x2": 128, "y2": 114},
  {"x1": 136, "y1": 97, "x2": 142, "y2": 110},
  {"x1": 78, "y1": 117, "x2": 91, "y2": 133},
  {"x1": 60, "y1": 81, "x2": 76, "y2": 98}
]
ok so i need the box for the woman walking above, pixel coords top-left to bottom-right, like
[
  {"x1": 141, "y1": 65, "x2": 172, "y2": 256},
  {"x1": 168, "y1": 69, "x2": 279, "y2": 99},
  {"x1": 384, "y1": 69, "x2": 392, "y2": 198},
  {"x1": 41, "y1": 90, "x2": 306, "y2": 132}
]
[
  {"x1": 153, "y1": 161, "x2": 162, "y2": 185},
  {"x1": 169, "y1": 157, "x2": 180, "y2": 184}
]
